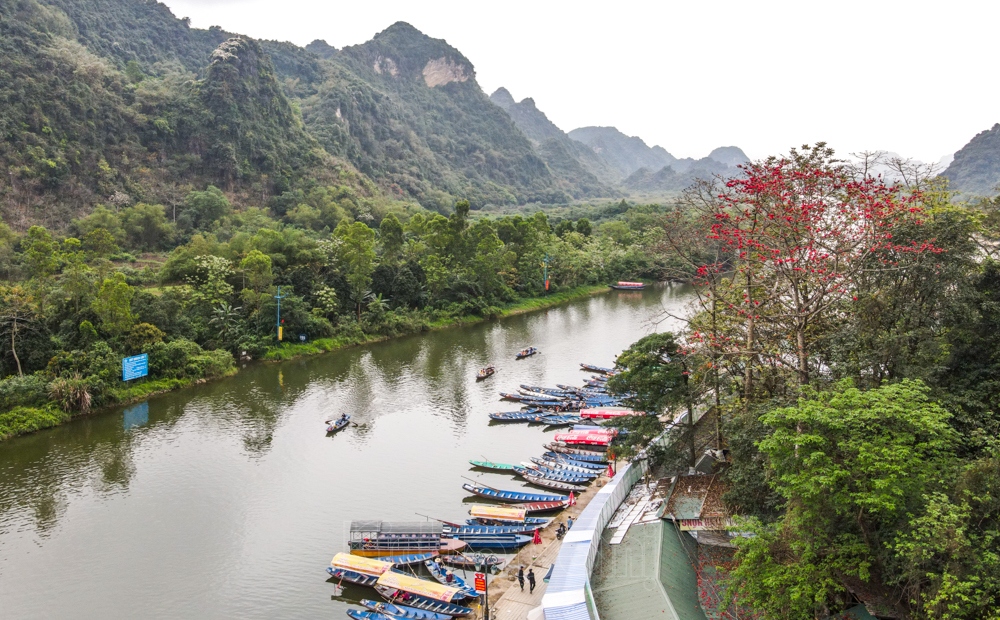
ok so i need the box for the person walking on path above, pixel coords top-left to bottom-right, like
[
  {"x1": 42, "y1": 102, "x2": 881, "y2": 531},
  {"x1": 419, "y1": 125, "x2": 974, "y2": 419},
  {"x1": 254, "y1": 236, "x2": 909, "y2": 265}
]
[
  {"x1": 527, "y1": 568, "x2": 536, "y2": 593},
  {"x1": 517, "y1": 566, "x2": 525, "y2": 591},
  {"x1": 567, "y1": 516, "x2": 574, "y2": 530}
]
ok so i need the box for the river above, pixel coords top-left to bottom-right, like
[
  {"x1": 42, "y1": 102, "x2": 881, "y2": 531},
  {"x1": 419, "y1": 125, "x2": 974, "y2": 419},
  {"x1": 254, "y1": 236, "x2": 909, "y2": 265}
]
[{"x1": 0, "y1": 284, "x2": 693, "y2": 619}]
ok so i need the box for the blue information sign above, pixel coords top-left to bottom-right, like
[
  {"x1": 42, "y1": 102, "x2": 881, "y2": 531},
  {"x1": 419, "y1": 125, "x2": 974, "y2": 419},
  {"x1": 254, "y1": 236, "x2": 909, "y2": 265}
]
[{"x1": 122, "y1": 353, "x2": 149, "y2": 382}]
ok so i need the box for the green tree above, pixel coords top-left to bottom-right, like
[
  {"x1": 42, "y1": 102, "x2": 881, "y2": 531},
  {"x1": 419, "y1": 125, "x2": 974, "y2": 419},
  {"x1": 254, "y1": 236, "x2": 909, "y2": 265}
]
[
  {"x1": 91, "y1": 272, "x2": 135, "y2": 337},
  {"x1": 333, "y1": 221, "x2": 376, "y2": 320},
  {"x1": 728, "y1": 380, "x2": 958, "y2": 619},
  {"x1": 120, "y1": 203, "x2": 173, "y2": 251},
  {"x1": 20, "y1": 226, "x2": 58, "y2": 277},
  {"x1": 82, "y1": 228, "x2": 119, "y2": 259},
  {"x1": 183, "y1": 186, "x2": 231, "y2": 231},
  {"x1": 240, "y1": 250, "x2": 273, "y2": 293},
  {"x1": 379, "y1": 213, "x2": 405, "y2": 262}
]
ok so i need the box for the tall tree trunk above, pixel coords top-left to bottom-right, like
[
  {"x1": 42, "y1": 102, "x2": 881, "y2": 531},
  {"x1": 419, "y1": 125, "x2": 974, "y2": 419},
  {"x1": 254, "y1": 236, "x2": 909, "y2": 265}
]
[
  {"x1": 11, "y1": 318, "x2": 22, "y2": 377},
  {"x1": 743, "y1": 271, "x2": 755, "y2": 402}
]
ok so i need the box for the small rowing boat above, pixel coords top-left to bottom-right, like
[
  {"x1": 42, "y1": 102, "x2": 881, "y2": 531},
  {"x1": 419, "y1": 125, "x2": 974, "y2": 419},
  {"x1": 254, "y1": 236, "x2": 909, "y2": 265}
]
[
  {"x1": 519, "y1": 471, "x2": 585, "y2": 492},
  {"x1": 326, "y1": 414, "x2": 351, "y2": 434},
  {"x1": 531, "y1": 456, "x2": 604, "y2": 474},
  {"x1": 488, "y1": 411, "x2": 542, "y2": 422},
  {"x1": 444, "y1": 524, "x2": 540, "y2": 537},
  {"x1": 360, "y1": 599, "x2": 452, "y2": 620},
  {"x1": 544, "y1": 442, "x2": 608, "y2": 458},
  {"x1": 610, "y1": 281, "x2": 645, "y2": 290},
  {"x1": 476, "y1": 365, "x2": 496, "y2": 381},
  {"x1": 376, "y1": 552, "x2": 439, "y2": 567},
  {"x1": 469, "y1": 459, "x2": 517, "y2": 471},
  {"x1": 522, "y1": 462, "x2": 598, "y2": 480},
  {"x1": 424, "y1": 560, "x2": 478, "y2": 598},
  {"x1": 375, "y1": 585, "x2": 473, "y2": 617},
  {"x1": 439, "y1": 554, "x2": 505, "y2": 571},
  {"x1": 461, "y1": 482, "x2": 568, "y2": 504},
  {"x1": 514, "y1": 465, "x2": 591, "y2": 485},
  {"x1": 457, "y1": 534, "x2": 533, "y2": 551},
  {"x1": 515, "y1": 347, "x2": 540, "y2": 359},
  {"x1": 543, "y1": 450, "x2": 606, "y2": 464}
]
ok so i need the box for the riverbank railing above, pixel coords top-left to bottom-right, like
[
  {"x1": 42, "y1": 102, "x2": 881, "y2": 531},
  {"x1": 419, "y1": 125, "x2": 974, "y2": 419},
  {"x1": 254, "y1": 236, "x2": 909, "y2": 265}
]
[{"x1": 540, "y1": 406, "x2": 707, "y2": 620}]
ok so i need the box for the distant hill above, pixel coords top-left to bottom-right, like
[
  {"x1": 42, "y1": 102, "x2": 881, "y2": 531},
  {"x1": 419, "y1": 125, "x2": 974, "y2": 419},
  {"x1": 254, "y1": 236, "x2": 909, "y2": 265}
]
[
  {"x1": 489, "y1": 88, "x2": 619, "y2": 197},
  {"x1": 567, "y1": 126, "x2": 678, "y2": 179},
  {"x1": 942, "y1": 124, "x2": 1000, "y2": 197}
]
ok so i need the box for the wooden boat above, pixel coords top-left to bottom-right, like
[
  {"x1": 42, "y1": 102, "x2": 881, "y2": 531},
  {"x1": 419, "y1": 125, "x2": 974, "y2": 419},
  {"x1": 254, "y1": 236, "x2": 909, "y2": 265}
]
[
  {"x1": 580, "y1": 408, "x2": 642, "y2": 419},
  {"x1": 536, "y1": 415, "x2": 584, "y2": 426},
  {"x1": 531, "y1": 456, "x2": 604, "y2": 474},
  {"x1": 520, "y1": 471, "x2": 586, "y2": 492},
  {"x1": 328, "y1": 553, "x2": 393, "y2": 585},
  {"x1": 579, "y1": 363, "x2": 615, "y2": 374},
  {"x1": 351, "y1": 539, "x2": 467, "y2": 557},
  {"x1": 457, "y1": 534, "x2": 533, "y2": 551},
  {"x1": 487, "y1": 411, "x2": 541, "y2": 422},
  {"x1": 424, "y1": 560, "x2": 478, "y2": 598},
  {"x1": 326, "y1": 414, "x2": 351, "y2": 434},
  {"x1": 375, "y1": 585, "x2": 473, "y2": 617},
  {"x1": 521, "y1": 500, "x2": 570, "y2": 513},
  {"x1": 514, "y1": 465, "x2": 590, "y2": 485},
  {"x1": 376, "y1": 552, "x2": 439, "y2": 567},
  {"x1": 443, "y1": 524, "x2": 541, "y2": 537},
  {"x1": 515, "y1": 347, "x2": 540, "y2": 359},
  {"x1": 468, "y1": 505, "x2": 527, "y2": 523},
  {"x1": 523, "y1": 463, "x2": 597, "y2": 480},
  {"x1": 329, "y1": 567, "x2": 380, "y2": 586},
  {"x1": 469, "y1": 459, "x2": 517, "y2": 471},
  {"x1": 610, "y1": 281, "x2": 645, "y2": 290},
  {"x1": 360, "y1": 600, "x2": 453, "y2": 620},
  {"x1": 544, "y1": 442, "x2": 608, "y2": 458},
  {"x1": 543, "y1": 450, "x2": 606, "y2": 464},
  {"x1": 347, "y1": 610, "x2": 394, "y2": 620},
  {"x1": 461, "y1": 482, "x2": 568, "y2": 504},
  {"x1": 499, "y1": 392, "x2": 524, "y2": 401},
  {"x1": 476, "y1": 365, "x2": 496, "y2": 381},
  {"x1": 440, "y1": 554, "x2": 505, "y2": 571}
]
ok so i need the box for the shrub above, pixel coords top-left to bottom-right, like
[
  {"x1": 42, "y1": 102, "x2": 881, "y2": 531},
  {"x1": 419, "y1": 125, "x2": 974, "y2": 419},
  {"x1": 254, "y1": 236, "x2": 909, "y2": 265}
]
[{"x1": 0, "y1": 373, "x2": 51, "y2": 410}]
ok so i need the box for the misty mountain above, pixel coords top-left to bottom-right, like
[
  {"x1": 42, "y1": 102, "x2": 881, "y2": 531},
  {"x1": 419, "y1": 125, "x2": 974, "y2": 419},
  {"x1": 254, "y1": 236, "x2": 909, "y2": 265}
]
[
  {"x1": 567, "y1": 126, "x2": 678, "y2": 179},
  {"x1": 942, "y1": 124, "x2": 1000, "y2": 197}
]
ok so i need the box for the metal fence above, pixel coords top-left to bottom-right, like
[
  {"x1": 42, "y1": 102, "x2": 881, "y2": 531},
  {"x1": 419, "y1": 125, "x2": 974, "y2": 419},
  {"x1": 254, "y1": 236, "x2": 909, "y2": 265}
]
[{"x1": 541, "y1": 407, "x2": 708, "y2": 620}]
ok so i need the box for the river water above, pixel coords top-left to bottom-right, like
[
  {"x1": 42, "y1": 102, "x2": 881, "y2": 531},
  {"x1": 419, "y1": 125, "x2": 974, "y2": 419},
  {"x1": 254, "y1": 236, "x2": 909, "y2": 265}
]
[{"x1": 0, "y1": 284, "x2": 692, "y2": 619}]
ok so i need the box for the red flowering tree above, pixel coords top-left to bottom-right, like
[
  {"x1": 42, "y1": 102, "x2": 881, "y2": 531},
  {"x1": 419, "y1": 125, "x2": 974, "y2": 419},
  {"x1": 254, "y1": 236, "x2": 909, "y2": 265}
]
[{"x1": 704, "y1": 143, "x2": 940, "y2": 387}]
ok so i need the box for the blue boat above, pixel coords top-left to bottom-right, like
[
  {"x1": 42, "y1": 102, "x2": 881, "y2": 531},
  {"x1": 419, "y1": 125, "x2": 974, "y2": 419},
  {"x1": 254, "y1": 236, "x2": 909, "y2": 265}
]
[
  {"x1": 515, "y1": 347, "x2": 540, "y2": 359},
  {"x1": 461, "y1": 482, "x2": 568, "y2": 504},
  {"x1": 360, "y1": 600, "x2": 452, "y2": 620},
  {"x1": 375, "y1": 585, "x2": 474, "y2": 616},
  {"x1": 526, "y1": 464, "x2": 598, "y2": 480},
  {"x1": 327, "y1": 567, "x2": 379, "y2": 587},
  {"x1": 348, "y1": 611, "x2": 393, "y2": 620},
  {"x1": 532, "y1": 456, "x2": 604, "y2": 474},
  {"x1": 580, "y1": 363, "x2": 614, "y2": 374},
  {"x1": 444, "y1": 524, "x2": 540, "y2": 537},
  {"x1": 489, "y1": 411, "x2": 542, "y2": 422},
  {"x1": 543, "y1": 450, "x2": 606, "y2": 464},
  {"x1": 377, "y1": 552, "x2": 439, "y2": 567},
  {"x1": 424, "y1": 560, "x2": 478, "y2": 598},
  {"x1": 513, "y1": 465, "x2": 590, "y2": 485},
  {"x1": 537, "y1": 415, "x2": 584, "y2": 426},
  {"x1": 326, "y1": 414, "x2": 351, "y2": 434},
  {"x1": 454, "y1": 534, "x2": 533, "y2": 551}
]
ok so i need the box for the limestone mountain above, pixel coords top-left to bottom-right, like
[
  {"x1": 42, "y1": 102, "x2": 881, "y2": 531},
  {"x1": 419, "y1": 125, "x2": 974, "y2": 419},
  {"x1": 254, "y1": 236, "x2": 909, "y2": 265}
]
[
  {"x1": 568, "y1": 126, "x2": 678, "y2": 179},
  {"x1": 489, "y1": 87, "x2": 618, "y2": 197},
  {"x1": 942, "y1": 124, "x2": 1000, "y2": 196}
]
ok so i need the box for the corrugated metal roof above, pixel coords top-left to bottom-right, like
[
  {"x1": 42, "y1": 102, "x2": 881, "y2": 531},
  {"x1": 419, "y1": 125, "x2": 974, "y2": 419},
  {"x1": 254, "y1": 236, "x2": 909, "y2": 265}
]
[{"x1": 349, "y1": 521, "x2": 442, "y2": 535}]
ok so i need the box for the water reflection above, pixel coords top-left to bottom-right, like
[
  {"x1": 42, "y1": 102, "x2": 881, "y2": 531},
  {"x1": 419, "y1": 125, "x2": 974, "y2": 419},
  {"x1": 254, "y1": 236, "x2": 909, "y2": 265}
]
[{"x1": 0, "y1": 285, "x2": 694, "y2": 618}]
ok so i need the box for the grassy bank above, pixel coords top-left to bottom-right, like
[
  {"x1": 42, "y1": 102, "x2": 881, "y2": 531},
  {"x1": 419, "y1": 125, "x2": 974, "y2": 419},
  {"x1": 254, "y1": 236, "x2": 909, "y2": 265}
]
[
  {"x1": 1, "y1": 285, "x2": 607, "y2": 442},
  {"x1": 264, "y1": 284, "x2": 608, "y2": 361}
]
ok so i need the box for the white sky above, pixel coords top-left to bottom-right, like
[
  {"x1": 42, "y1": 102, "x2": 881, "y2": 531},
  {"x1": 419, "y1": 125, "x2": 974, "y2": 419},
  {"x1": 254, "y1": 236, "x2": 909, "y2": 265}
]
[{"x1": 161, "y1": 0, "x2": 998, "y2": 163}]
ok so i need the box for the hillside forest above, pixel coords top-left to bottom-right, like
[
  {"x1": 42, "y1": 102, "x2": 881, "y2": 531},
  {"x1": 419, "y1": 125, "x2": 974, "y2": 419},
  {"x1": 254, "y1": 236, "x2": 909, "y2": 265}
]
[{"x1": 604, "y1": 146, "x2": 1000, "y2": 620}]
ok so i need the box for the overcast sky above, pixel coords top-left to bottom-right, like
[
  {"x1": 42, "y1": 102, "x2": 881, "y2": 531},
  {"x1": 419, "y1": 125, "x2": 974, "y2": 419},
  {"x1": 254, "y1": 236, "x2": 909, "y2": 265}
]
[{"x1": 161, "y1": 0, "x2": 998, "y2": 163}]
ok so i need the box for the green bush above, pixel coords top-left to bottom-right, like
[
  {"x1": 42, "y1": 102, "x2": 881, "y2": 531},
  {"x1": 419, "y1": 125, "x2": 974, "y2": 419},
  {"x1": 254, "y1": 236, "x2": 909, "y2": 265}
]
[
  {"x1": 0, "y1": 405, "x2": 70, "y2": 441},
  {"x1": 0, "y1": 373, "x2": 51, "y2": 410}
]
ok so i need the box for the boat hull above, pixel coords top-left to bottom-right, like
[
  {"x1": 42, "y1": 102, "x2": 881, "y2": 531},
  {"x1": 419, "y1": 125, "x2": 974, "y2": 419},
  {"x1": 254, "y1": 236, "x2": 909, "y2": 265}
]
[
  {"x1": 360, "y1": 599, "x2": 453, "y2": 620},
  {"x1": 462, "y1": 482, "x2": 567, "y2": 504},
  {"x1": 375, "y1": 586, "x2": 473, "y2": 617},
  {"x1": 350, "y1": 539, "x2": 466, "y2": 557}
]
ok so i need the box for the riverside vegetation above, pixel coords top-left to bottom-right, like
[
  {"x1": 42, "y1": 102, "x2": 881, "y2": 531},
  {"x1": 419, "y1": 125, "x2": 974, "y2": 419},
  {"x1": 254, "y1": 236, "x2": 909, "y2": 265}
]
[{"x1": 602, "y1": 146, "x2": 1000, "y2": 619}]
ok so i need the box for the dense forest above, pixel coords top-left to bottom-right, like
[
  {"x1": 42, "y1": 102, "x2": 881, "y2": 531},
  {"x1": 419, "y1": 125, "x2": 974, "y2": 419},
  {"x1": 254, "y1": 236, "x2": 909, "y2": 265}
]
[{"x1": 605, "y1": 146, "x2": 1000, "y2": 619}]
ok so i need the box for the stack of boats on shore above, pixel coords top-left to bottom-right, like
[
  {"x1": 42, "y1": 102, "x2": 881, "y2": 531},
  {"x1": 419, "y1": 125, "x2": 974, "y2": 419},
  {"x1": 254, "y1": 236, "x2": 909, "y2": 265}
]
[{"x1": 331, "y1": 364, "x2": 631, "y2": 618}]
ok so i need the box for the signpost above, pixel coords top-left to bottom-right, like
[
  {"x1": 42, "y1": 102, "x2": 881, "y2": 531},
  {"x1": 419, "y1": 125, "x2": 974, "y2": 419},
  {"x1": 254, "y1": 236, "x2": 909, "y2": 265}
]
[
  {"x1": 475, "y1": 554, "x2": 497, "y2": 620},
  {"x1": 122, "y1": 353, "x2": 149, "y2": 382},
  {"x1": 274, "y1": 286, "x2": 287, "y2": 341}
]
